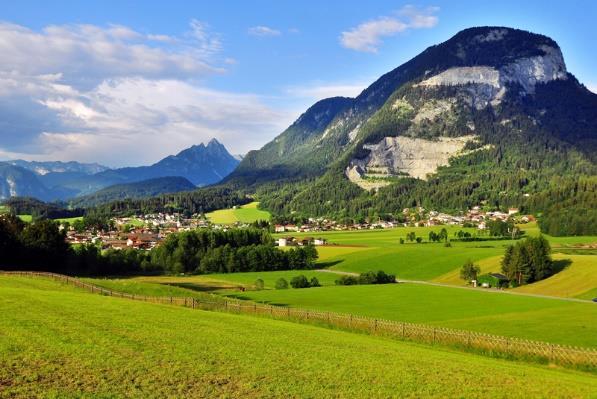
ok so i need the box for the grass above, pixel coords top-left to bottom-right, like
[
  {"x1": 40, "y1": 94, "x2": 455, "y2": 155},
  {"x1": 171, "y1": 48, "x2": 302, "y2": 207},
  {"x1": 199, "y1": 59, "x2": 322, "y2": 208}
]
[
  {"x1": 80, "y1": 277, "x2": 214, "y2": 299},
  {"x1": 17, "y1": 214, "x2": 32, "y2": 223},
  {"x1": 1, "y1": 276, "x2": 596, "y2": 398},
  {"x1": 206, "y1": 201, "x2": 271, "y2": 225},
  {"x1": 52, "y1": 216, "x2": 84, "y2": 224},
  {"x1": 275, "y1": 225, "x2": 596, "y2": 283},
  {"x1": 234, "y1": 283, "x2": 597, "y2": 347},
  {"x1": 513, "y1": 254, "x2": 597, "y2": 298},
  {"x1": 0, "y1": 205, "x2": 8, "y2": 214},
  {"x1": 135, "y1": 270, "x2": 342, "y2": 291}
]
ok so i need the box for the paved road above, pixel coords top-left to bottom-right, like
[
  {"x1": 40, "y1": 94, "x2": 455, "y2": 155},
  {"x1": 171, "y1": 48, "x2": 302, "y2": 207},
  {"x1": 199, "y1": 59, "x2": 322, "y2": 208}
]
[{"x1": 315, "y1": 269, "x2": 594, "y2": 304}]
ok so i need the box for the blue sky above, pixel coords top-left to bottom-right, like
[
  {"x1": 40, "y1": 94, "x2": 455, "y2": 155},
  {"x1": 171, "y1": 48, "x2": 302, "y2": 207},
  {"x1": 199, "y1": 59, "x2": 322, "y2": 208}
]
[{"x1": 0, "y1": 0, "x2": 595, "y2": 166}]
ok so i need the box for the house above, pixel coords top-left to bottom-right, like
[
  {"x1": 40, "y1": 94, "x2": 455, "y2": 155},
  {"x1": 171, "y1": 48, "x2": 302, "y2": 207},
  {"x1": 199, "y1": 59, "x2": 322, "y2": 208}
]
[
  {"x1": 477, "y1": 273, "x2": 509, "y2": 288},
  {"x1": 314, "y1": 238, "x2": 327, "y2": 246},
  {"x1": 277, "y1": 238, "x2": 288, "y2": 247},
  {"x1": 508, "y1": 208, "x2": 519, "y2": 215}
]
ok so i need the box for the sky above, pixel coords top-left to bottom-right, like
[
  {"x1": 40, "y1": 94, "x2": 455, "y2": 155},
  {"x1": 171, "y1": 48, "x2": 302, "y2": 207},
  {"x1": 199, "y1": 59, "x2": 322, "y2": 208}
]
[{"x1": 0, "y1": 0, "x2": 595, "y2": 167}]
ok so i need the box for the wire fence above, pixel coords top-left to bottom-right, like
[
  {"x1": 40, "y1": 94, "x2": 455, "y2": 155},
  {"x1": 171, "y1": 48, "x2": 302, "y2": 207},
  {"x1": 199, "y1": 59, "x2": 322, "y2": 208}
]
[{"x1": 2, "y1": 270, "x2": 596, "y2": 370}]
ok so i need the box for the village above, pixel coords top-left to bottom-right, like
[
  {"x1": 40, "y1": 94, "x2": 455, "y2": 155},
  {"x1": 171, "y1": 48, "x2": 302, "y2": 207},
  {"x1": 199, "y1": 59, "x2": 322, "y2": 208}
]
[{"x1": 62, "y1": 205, "x2": 533, "y2": 251}]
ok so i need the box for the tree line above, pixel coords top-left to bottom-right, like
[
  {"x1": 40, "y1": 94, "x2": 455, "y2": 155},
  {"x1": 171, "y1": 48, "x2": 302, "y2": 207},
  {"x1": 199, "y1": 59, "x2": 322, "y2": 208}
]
[{"x1": 0, "y1": 215, "x2": 317, "y2": 276}]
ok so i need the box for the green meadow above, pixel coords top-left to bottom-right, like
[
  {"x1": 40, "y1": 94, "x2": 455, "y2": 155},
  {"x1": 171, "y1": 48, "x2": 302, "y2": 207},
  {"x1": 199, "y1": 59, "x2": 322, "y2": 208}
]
[
  {"x1": 235, "y1": 283, "x2": 597, "y2": 347},
  {"x1": 1, "y1": 276, "x2": 595, "y2": 398},
  {"x1": 206, "y1": 201, "x2": 271, "y2": 224}
]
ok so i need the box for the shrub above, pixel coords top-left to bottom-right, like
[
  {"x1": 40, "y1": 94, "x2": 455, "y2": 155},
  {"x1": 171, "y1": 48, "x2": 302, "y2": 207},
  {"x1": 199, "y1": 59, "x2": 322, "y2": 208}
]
[
  {"x1": 335, "y1": 275, "x2": 359, "y2": 285},
  {"x1": 275, "y1": 278, "x2": 289, "y2": 289},
  {"x1": 415, "y1": 237, "x2": 423, "y2": 243},
  {"x1": 399, "y1": 238, "x2": 405, "y2": 244},
  {"x1": 254, "y1": 278, "x2": 265, "y2": 290},
  {"x1": 309, "y1": 277, "x2": 321, "y2": 287},
  {"x1": 290, "y1": 275, "x2": 311, "y2": 289},
  {"x1": 444, "y1": 241, "x2": 452, "y2": 247}
]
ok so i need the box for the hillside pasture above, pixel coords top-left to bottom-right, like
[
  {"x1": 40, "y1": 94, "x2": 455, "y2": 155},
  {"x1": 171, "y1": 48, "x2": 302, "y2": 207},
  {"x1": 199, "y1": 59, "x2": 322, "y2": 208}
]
[
  {"x1": 206, "y1": 201, "x2": 271, "y2": 225},
  {"x1": 1, "y1": 276, "x2": 596, "y2": 398},
  {"x1": 136, "y1": 270, "x2": 341, "y2": 291},
  {"x1": 235, "y1": 282, "x2": 597, "y2": 347}
]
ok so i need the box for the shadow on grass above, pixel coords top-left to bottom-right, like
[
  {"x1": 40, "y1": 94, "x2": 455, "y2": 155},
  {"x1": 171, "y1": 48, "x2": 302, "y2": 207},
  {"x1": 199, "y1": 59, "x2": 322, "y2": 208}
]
[
  {"x1": 165, "y1": 282, "x2": 237, "y2": 292},
  {"x1": 316, "y1": 260, "x2": 343, "y2": 268},
  {"x1": 551, "y1": 258, "x2": 572, "y2": 274}
]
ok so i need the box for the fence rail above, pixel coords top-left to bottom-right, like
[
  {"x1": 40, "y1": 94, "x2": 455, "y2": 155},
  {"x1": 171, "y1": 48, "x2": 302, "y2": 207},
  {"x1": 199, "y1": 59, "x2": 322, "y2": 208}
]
[{"x1": 2, "y1": 270, "x2": 596, "y2": 369}]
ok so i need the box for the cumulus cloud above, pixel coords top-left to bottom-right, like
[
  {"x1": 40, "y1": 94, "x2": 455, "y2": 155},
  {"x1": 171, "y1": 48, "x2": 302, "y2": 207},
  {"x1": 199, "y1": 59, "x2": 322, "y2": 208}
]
[
  {"x1": 587, "y1": 83, "x2": 597, "y2": 94},
  {"x1": 0, "y1": 21, "x2": 296, "y2": 166},
  {"x1": 340, "y1": 5, "x2": 439, "y2": 53},
  {"x1": 248, "y1": 26, "x2": 281, "y2": 37}
]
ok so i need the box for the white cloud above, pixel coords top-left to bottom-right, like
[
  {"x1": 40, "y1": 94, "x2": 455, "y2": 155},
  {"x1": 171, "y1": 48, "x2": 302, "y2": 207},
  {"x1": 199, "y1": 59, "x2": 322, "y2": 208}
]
[
  {"x1": 0, "y1": 20, "x2": 222, "y2": 90},
  {"x1": 2, "y1": 77, "x2": 295, "y2": 166},
  {"x1": 0, "y1": 21, "x2": 297, "y2": 166},
  {"x1": 587, "y1": 83, "x2": 597, "y2": 94},
  {"x1": 340, "y1": 5, "x2": 439, "y2": 53},
  {"x1": 248, "y1": 26, "x2": 281, "y2": 37}
]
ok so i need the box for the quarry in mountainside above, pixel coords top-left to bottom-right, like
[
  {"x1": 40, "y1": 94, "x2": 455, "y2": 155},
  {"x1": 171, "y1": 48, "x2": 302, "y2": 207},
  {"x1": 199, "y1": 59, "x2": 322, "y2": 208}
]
[{"x1": 346, "y1": 136, "x2": 478, "y2": 190}]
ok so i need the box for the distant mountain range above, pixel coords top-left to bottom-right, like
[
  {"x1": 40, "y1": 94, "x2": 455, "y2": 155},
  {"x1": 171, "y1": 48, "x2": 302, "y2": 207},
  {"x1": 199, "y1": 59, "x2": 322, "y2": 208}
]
[{"x1": 0, "y1": 139, "x2": 240, "y2": 202}]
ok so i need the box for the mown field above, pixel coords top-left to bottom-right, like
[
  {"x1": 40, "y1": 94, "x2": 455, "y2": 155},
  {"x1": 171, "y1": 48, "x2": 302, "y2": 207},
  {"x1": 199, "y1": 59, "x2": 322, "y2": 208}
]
[
  {"x1": 233, "y1": 283, "x2": 597, "y2": 347},
  {"x1": 206, "y1": 201, "x2": 271, "y2": 224},
  {"x1": 1, "y1": 276, "x2": 596, "y2": 398}
]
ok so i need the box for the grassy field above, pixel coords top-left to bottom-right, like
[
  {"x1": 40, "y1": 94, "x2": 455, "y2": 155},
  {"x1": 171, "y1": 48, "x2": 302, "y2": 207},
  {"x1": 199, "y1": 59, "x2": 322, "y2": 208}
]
[
  {"x1": 276, "y1": 225, "x2": 596, "y2": 285},
  {"x1": 135, "y1": 270, "x2": 342, "y2": 290},
  {"x1": 1, "y1": 276, "x2": 596, "y2": 398},
  {"x1": 80, "y1": 277, "x2": 217, "y2": 298},
  {"x1": 0, "y1": 205, "x2": 8, "y2": 214},
  {"x1": 233, "y1": 283, "x2": 597, "y2": 347},
  {"x1": 17, "y1": 214, "x2": 32, "y2": 222},
  {"x1": 53, "y1": 216, "x2": 84, "y2": 224},
  {"x1": 206, "y1": 201, "x2": 271, "y2": 225},
  {"x1": 513, "y1": 254, "x2": 597, "y2": 299}
]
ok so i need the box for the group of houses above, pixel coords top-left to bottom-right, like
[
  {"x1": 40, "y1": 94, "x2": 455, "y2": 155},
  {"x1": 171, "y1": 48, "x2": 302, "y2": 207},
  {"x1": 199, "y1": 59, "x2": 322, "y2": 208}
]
[{"x1": 276, "y1": 237, "x2": 328, "y2": 247}]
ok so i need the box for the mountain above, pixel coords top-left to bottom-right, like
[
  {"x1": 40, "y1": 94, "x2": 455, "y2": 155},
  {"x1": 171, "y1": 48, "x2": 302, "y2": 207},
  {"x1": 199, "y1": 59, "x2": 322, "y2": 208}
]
[
  {"x1": 69, "y1": 138, "x2": 239, "y2": 195},
  {"x1": 0, "y1": 139, "x2": 240, "y2": 201},
  {"x1": 0, "y1": 163, "x2": 55, "y2": 201},
  {"x1": 7, "y1": 160, "x2": 109, "y2": 176},
  {"x1": 224, "y1": 27, "x2": 596, "y2": 233},
  {"x1": 69, "y1": 176, "x2": 196, "y2": 208}
]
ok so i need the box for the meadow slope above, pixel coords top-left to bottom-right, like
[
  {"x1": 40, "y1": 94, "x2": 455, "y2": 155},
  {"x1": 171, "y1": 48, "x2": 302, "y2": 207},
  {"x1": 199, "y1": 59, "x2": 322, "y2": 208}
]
[{"x1": 1, "y1": 276, "x2": 596, "y2": 398}]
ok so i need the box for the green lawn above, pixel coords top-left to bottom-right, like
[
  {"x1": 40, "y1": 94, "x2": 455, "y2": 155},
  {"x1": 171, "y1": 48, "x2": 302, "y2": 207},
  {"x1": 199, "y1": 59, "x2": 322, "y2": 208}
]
[
  {"x1": 235, "y1": 283, "x2": 597, "y2": 347},
  {"x1": 0, "y1": 205, "x2": 8, "y2": 214},
  {"x1": 206, "y1": 201, "x2": 271, "y2": 225},
  {"x1": 1, "y1": 276, "x2": 595, "y2": 398}
]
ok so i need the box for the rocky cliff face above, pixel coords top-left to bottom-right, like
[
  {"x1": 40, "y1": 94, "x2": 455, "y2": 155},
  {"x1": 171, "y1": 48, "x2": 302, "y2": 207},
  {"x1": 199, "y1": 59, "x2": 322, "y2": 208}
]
[{"x1": 346, "y1": 136, "x2": 477, "y2": 189}]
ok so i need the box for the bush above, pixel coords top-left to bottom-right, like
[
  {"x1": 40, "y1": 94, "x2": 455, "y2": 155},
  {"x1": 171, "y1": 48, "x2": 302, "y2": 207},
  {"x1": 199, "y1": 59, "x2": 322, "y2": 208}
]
[
  {"x1": 335, "y1": 275, "x2": 359, "y2": 285},
  {"x1": 254, "y1": 278, "x2": 265, "y2": 290},
  {"x1": 415, "y1": 237, "x2": 422, "y2": 243},
  {"x1": 309, "y1": 277, "x2": 321, "y2": 287},
  {"x1": 444, "y1": 241, "x2": 452, "y2": 247},
  {"x1": 290, "y1": 275, "x2": 311, "y2": 289},
  {"x1": 336, "y1": 271, "x2": 395, "y2": 285},
  {"x1": 460, "y1": 259, "x2": 480, "y2": 282},
  {"x1": 275, "y1": 278, "x2": 289, "y2": 289}
]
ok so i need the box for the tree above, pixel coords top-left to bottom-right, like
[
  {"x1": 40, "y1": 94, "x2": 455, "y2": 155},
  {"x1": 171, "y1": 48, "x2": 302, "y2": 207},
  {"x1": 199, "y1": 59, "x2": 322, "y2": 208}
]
[
  {"x1": 460, "y1": 260, "x2": 481, "y2": 282},
  {"x1": 290, "y1": 275, "x2": 311, "y2": 289},
  {"x1": 415, "y1": 237, "x2": 422, "y2": 243},
  {"x1": 439, "y1": 228, "x2": 448, "y2": 242},
  {"x1": 275, "y1": 278, "x2": 289, "y2": 289},
  {"x1": 309, "y1": 277, "x2": 321, "y2": 287},
  {"x1": 406, "y1": 232, "x2": 416, "y2": 242},
  {"x1": 501, "y1": 236, "x2": 553, "y2": 285},
  {"x1": 254, "y1": 278, "x2": 265, "y2": 290}
]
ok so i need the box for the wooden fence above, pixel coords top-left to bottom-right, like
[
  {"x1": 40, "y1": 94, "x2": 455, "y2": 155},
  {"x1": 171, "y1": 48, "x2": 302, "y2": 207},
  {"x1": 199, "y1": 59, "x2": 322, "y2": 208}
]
[{"x1": 2, "y1": 270, "x2": 596, "y2": 369}]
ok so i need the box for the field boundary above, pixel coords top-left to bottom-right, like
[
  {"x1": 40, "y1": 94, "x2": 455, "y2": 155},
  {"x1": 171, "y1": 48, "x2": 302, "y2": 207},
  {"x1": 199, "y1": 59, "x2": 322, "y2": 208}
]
[{"x1": 2, "y1": 270, "x2": 596, "y2": 370}]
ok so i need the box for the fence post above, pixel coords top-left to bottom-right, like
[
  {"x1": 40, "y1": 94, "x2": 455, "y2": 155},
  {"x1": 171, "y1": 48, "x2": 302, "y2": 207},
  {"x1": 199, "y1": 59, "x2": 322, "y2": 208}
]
[
  {"x1": 374, "y1": 319, "x2": 378, "y2": 332},
  {"x1": 402, "y1": 322, "x2": 405, "y2": 338},
  {"x1": 433, "y1": 328, "x2": 436, "y2": 344}
]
